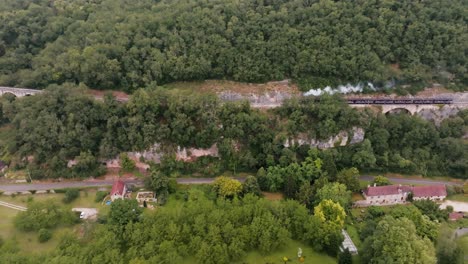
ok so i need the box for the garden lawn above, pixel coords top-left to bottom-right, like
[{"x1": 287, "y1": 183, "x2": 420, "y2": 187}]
[
  {"x1": 0, "y1": 189, "x2": 111, "y2": 253},
  {"x1": 242, "y1": 240, "x2": 335, "y2": 264},
  {"x1": 447, "y1": 194, "x2": 468, "y2": 203},
  {"x1": 0, "y1": 205, "x2": 65, "y2": 253},
  {"x1": 456, "y1": 234, "x2": 468, "y2": 263}
]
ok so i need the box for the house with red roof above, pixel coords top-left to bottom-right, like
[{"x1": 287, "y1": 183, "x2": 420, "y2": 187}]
[
  {"x1": 412, "y1": 185, "x2": 447, "y2": 201},
  {"x1": 362, "y1": 184, "x2": 447, "y2": 205},
  {"x1": 449, "y1": 212, "x2": 464, "y2": 221},
  {"x1": 110, "y1": 180, "x2": 127, "y2": 201}
]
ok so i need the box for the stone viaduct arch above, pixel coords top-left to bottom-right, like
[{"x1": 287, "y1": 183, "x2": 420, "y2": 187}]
[{"x1": 0, "y1": 87, "x2": 43, "y2": 97}]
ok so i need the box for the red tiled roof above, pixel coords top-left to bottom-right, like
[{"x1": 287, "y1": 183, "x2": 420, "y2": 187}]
[
  {"x1": 364, "y1": 184, "x2": 447, "y2": 198},
  {"x1": 363, "y1": 185, "x2": 411, "y2": 196},
  {"x1": 111, "y1": 180, "x2": 126, "y2": 196},
  {"x1": 449, "y1": 212, "x2": 464, "y2": 221},
  {"x1": 412, "y1": 185, "x2": 446, "y2": 198}
]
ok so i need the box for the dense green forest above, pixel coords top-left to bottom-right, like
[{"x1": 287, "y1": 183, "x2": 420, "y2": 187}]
[
  {"x1": 1, "y1": 178, "x2": 462, "y2": 264},
  {"x1": 0, "y1": 86, "x2": 466, "y2": 179},
  {"x1": 0, "y1": 0, "x2": 467, "y2": 91},
  {"x1": 2, "y1": 183, "x2": 458, "y2": 264}
]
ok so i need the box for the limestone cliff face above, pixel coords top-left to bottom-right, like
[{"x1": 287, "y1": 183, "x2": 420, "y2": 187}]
[
  {"x1": 125, "y1": 127, "x2": 364, "y2": 164},
  {"x1": 218, "y1": 90, "x2": 294, "y2": 108},
  {"x1": 128, "y1": 144, "x2": 219, "y2": 163},
  {"x1": 283, "y1": 127, "x2": 365, "y2": 149},
  {"x1": 417, "y1": 105, "x2": 464, "y2": 126}
]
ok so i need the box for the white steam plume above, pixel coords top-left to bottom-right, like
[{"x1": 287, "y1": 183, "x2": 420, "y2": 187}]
[{"x1": 303, "y1": 82, "x2": 376, "y2": 96}]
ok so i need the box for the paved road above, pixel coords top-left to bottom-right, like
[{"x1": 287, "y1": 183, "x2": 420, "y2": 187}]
[
  {"x1": 360, "y1": 176, "x2": 463, "y2": 186},
  {"x1": 0, "y1": 175, "x2": 459, "y2": 192},
  {"x1": 0, "y1": 177, "x2": 246, "y2": 192}
]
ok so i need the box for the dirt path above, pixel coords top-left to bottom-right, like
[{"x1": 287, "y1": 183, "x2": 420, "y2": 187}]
[{"x1": 0, "y1": 200, "x2": 27, "y2": 211}]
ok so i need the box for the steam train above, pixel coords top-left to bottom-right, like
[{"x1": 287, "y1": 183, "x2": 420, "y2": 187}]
[{"x1": 346, "y1": 98, "x2": 453, "y2": 105}]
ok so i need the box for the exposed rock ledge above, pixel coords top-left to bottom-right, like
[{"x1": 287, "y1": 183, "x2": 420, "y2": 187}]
[
  {"x1": 283, "y1": 127, "x2": 365, "y2": 149},
  {"x1": 128, "y1": 144, "x2": 219, "y2": 164},
  {"x1": 123, "y1": 127, "x2": 364, "y2": 166}
]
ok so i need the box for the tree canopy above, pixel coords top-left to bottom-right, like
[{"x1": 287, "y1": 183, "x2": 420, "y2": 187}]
[
  {"x1": 362, "y1": 216, "x2": 437, "y2": 264},
  {"x1": 0, "y1": 0, "x2": 466, "y2": 90}
]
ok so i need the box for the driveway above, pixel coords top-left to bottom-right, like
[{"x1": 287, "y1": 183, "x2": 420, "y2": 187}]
[{"x1": 440, "y1": 200, "x2": 468, "y2": 212}]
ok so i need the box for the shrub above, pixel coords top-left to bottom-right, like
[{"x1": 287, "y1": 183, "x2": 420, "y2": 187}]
[
  {"x1": 120, "y1": 153, "x2": 136, "y2": 172},
  {"x1": 15, "y1": 200, "x2": 76, "y2": 231},
  {"x1": 38, "y1": 229, "x2": 52, "y2": 243},
  {"x1": 63, "y1": 189, "x2": 80, "y2": 204},
  {"x1": 95, "y1": 191, "x2": 108, "y2": 203},
  {"x1": 213, "y1": 176, "x2": 242, "y2": 198}
]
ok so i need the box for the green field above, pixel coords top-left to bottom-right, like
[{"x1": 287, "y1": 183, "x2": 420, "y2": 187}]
[
  {"x1": 448, "y1": 194, "x2": 468, "y2": 203},
  {"x1": 1, "y1": 190, "x2": 338, "y2": 263},
  {"x1": 457, "y1": 234, "x2": 468, "y2": 264},
  {"x1": 242, "y1": 240, "x2": 336, "y2": 264},
  {"x1": 0, "y1": 189, "x2": 111, "y2": 253},
  {"x1": 0, "y1": 205, "x2": 63, "y2": 253}
]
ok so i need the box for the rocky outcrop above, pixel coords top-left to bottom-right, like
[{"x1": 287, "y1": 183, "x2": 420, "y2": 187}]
[
  {"x1": 284, "y1": 127, "x2": 365, "y2": 149},
  {"x1": 125, "y1": 128, "x2": 365, "y2": 165},
  {"x1": 218, "y1": 91, "x2": 295, "y2": 108},
  {"x1": 417, "y1": 105, "x2": 465, "y2": 126},
  {"x1": 128, "y1": 143, "x2": 219, "y2": 164}
]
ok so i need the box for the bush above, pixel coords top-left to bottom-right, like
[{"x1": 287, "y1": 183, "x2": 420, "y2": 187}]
[
  {"x1": 62, "y1": 189, "x2": 80, "y2": 204},
  {"x1": 38, "y1": 229, "x2": 52, "y2": 243},
  {"x1": 95, "y1": 191, "x2": 108, "y2": 203},
  {"x1": 120, "y1": 153, "x2": 136, "y2": 172},
  {"x1": 15, "y1": 201, "x2": 76, "y2": 231},
  {"x1": 168, "y1": 178, "x2": 178, "y2": 194}
]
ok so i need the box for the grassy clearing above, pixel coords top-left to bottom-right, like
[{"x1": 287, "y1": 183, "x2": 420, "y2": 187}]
[
  {"x1": 448, "y1": 194, "x2": 468, "y2": 203},
  {"x1": 352, "y1": 193, "x2": 364, "y2": 202},
  {"x1": 0, "y1": 205, "x2": 66, "y2": 253},
  {"x1": 163, "y1": 79, "x2": 299, "y2": 95},
  {"x1": 359, "y1": 180, "x2": 371, "y2": 189},
  {"x1": 0, "y1": 189, "x2": 111, "y2": 253},
  {"x1": 345, "y1": 225, "x2": 362, "y2": 249},
  {"x1": 242, "y1": 240, "x2": 335, "y2": 264},
  {"x1": 368, "y1": 172, "x2": 464, "y2": 184},
  {"x1": 457, "y1": 234, "x2": 468, "y2": 261}
]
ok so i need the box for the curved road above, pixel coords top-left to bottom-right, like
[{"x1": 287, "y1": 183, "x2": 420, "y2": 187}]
[{"x1": 0, "y1": 177, "x2": 247, "y2": 192}]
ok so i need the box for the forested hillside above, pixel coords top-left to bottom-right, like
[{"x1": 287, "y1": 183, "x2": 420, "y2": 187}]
[
  {"x1": 0, "y1": 0, "x2": 466, "y2": 91},
  {"x1": 0, "y1": 86, "x2": 466, "y2": 179}
]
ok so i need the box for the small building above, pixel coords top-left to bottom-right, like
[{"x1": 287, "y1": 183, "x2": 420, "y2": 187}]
[
  {"x1": 136, "y1": 192, "x2": 157, "y2": 203},
  {"x1": 362, "y1": 184, "x2": 447, "y2": 206},
  {"x1": 362, "y1": 184, "x2": 411, "y2": 205},
  {"x1": 449, "y1": 212, "x2": 464, "y2": 221},
  {"x1": 341, "y1": 229, "x2": 358, "y2": 255},
  {"x1": 110, "y1": 180, "x2": 127, "y2": 201}
]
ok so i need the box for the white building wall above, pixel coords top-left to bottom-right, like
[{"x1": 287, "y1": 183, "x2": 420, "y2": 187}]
[{"x1": 365, "y1": 193, "x2": 408, "y2": 205}]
